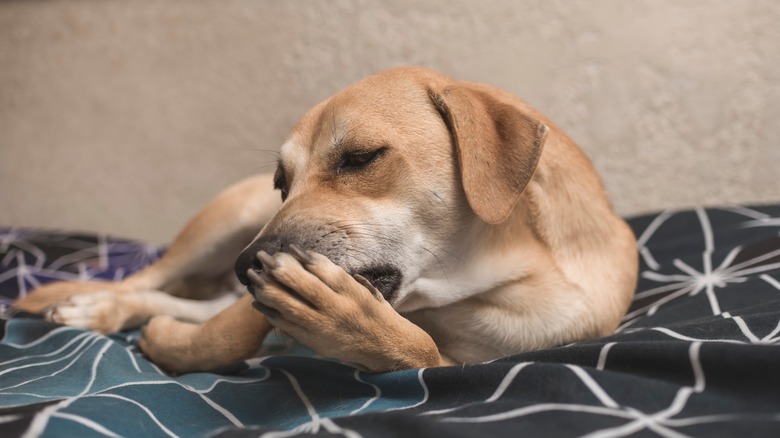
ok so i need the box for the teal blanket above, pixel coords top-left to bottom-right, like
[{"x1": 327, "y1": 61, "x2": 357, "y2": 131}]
[{"x1": 2, "y1": 205, "x2": 780, "y2": 437}]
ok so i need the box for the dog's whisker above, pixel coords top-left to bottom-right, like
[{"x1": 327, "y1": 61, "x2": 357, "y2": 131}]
[
  {"x1": 422, "y1": 246, "x2": 451, "y2": 282},
  {"x1": 430, "y1": 191, "x2": 445, "y2": 203},
  {"x1": 344, "y1": 233, "x2": 453, "y2": 278},
  {"x1": 229, "y1": 147, "x2": 281, "y2": 156},
  {"x1": 342, "y1": 228, "x2": 464, "y2": 264}
]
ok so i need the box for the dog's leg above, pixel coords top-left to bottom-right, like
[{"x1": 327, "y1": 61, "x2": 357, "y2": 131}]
[
  {"x1": 46, "y1": 290, "x2": 240, "y2": 334},
  {"x1": 120, "y1": 174, "x2": 280, "y2": 297},
  {"x1": 15, "y1": 174, "x2": 280, "y2": 333},
  {"x1": 138, "y1": 294, "x2": 271, "y2": 373},
  {"x1": 247, "y1": 248, "x2": 445, "y2": 372}
]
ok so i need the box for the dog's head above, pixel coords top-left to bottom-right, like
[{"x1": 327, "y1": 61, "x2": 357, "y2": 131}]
[{"x1": 235, "y1": 67, "x2": 548, "y2": 311}]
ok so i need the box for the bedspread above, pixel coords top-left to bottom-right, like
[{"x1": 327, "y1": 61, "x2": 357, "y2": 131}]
[{"x1": 1, "y1": 205, "x2": 779, "y2": 437}]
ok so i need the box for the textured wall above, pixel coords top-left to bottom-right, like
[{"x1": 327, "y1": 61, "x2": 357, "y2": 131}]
[{"x1": 1, "y1": 0, "x2": 778, "y2": 243}]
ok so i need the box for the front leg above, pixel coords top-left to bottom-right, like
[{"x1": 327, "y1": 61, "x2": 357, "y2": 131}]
[
  {"x1": 138, "y1": 294, "x2": 271, "y2": 373},
  {"x1": 247, "y1": 246, "x2": 445, "y2": 372}
]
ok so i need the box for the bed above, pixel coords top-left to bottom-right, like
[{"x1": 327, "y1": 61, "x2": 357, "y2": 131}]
[{"x1": 1, "y1": 204, "x2": 779, "y2": 437}]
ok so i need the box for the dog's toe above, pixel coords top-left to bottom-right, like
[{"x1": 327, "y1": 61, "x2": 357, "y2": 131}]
[{"x1": 44, "y1": 292, "x2": 125, "y2": 334}]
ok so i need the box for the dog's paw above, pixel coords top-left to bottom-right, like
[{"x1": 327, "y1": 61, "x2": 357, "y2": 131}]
[
  {"x1": 44, "y1": 291, "x2": 129, "y2": 334},
  {"x1": 246, "y1": 245, "x2": 442, "y2": 371},
  {"x1": 15, "y1": 280, "x2": 123, "y2": 314}
]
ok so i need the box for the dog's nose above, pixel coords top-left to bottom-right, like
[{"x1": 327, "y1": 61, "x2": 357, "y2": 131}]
[
  {"x1": 235, "y1": 241, "x2": 266, "y2": 286},
  {"x1": 234, "y1": 235, "x2": 290, "y2": 286}
]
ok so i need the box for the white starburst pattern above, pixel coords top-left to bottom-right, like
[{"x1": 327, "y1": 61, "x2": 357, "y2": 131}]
[
  {"x1": 438, "y1": 342, "x2": 780, "y2": 436},
  {"x1": 0, "y1": 229, "x2": 161, "y2": 304},
  {"x1": 620, "y1": 207, "x2": 780, "y2": 333}
]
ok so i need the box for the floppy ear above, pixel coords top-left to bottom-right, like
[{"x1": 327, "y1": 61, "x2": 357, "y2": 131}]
[{"x1": 429, "y1": 86, "x2": 548, "y2": 224}]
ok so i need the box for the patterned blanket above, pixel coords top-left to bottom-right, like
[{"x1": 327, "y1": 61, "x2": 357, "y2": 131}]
[{"x1": 1, "y1": 205, "x2": 779, "y2": 437}]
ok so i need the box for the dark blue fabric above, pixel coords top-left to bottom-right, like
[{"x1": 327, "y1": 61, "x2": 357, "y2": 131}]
[{"x1": 1, "y1": 205, "x2": 779, "y2": 437}]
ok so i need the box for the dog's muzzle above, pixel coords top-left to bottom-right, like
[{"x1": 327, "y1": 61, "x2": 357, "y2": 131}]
[{"x1": 234, "y1": 236, "x2": 403, "y2": 302}]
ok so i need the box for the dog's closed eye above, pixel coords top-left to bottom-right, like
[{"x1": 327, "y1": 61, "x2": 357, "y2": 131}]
[
  {"x1": 273, "y1": 166, "x2": 289, "y2": 202},
  {"x1": 337, "y1": 147, "x2": 387, "y2": 173}
]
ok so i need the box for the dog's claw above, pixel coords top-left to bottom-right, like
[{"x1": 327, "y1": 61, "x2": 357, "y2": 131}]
[
  {"x1": 43, "y1": 306, "x2": 56, "y2": 321},
  {"x1": 247, "y1": 269, "x2": 265, "y2": 286},
  {"x1": 288, "y1": 244, "x2": 316, "y2": 265},
  {"x1": 353, "y1": 274, "x2": 384, "y2": 302},
  {"x1": 256, "y1": 251, "x2": 279, "y2": 270}
]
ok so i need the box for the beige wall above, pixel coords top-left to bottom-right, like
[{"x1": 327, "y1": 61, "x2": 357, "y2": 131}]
[{"x1": 1, "y1": 0, "x2": 778, "y2": 244}]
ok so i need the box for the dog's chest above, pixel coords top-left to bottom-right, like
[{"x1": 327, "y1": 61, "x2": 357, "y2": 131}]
[{"x1": 404, "y1": 301, "x2": 521, "y2": 364}]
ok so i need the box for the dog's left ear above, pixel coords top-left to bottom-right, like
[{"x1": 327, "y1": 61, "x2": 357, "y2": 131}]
[{"x1": 429, "y1": 85, "x2": 548, "y2": 224}]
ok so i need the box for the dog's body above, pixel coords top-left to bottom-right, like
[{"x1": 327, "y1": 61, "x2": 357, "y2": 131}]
[{"x1": 15, "y1": 67, "x2": 638, "y2": 373}]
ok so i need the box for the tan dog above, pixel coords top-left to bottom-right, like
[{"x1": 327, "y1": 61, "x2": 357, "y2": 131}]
[{"x1": 15, "y1": 67, "x2": 638, "y2": 374}]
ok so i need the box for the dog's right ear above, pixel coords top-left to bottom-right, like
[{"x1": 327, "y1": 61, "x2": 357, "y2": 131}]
[{"x1": 429, "y1": 85, "x2": 548, "y2": 224}]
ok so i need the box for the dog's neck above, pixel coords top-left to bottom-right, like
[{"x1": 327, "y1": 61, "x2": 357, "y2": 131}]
[{"x1": 394, "y1": 205, "x2": 541, "y2": 313}]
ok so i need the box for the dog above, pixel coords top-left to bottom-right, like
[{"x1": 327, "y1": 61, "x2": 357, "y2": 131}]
[{"x1": 14, "y1": 67, "x2": 638, "y2": 374}]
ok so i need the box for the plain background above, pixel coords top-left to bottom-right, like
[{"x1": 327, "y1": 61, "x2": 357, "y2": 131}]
[{"x1": 1, "y1": 0, "x2": 778, "y2": 244}]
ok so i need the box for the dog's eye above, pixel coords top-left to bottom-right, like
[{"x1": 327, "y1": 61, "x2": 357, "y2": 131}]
[
  {"x1": 276, "y1": 182, "x2": 289, "y2": 202},
  {"x1": 273, "y1": 167, "x2": 289, "y2": 202},
  {"x1": 273, "y1": 179, "x2": 288, "y2": 202},
  {"x1": 338, "y1": 148, "x2": 386, "y2": 173}
]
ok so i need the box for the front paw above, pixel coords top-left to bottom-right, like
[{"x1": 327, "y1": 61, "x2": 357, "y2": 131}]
[{"x1": 245, "y1": 246, "x2": 442, "y2": 372}]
